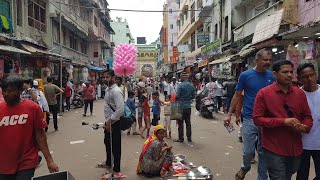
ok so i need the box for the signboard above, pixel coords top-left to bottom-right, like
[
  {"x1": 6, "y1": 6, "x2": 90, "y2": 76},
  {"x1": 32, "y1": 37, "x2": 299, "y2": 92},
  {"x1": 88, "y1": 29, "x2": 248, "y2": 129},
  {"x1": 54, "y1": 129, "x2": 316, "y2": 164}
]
[
  {"x1": 252, "y1": 9, "x2": 283, "y2": 45},
  {"x1": 197, "y1": 34, "x2": 210, "y2": 47},
  {"x1": 185, "y1": 56, "x2": 195, "y2": 66},
  {"x1": 178, "y1": 44, "x2": 191, "y2": 52},
  {"x1": 282, "y1": 0, "x2": 298, "y2": 25},
  {"x1": 201, "y1": 39, "x2": 222, "y2": 59},
  {"x1": 197, "y1": 60, "x2": 208, "y2": 67},
  {"x1": 170, "y1": 56, "x2": 177, "y2": 63},
  {"x1": 106, "y1": 58, "x2": 114, "y2": 69},
  {"x1": 173, "y1": 46, "x2": 179, "y2": 57}
]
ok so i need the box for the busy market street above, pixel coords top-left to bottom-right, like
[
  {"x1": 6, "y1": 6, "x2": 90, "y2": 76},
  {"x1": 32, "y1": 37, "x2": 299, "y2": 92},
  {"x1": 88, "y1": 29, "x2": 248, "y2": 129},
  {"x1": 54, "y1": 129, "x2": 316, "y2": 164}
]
[
  {"x1": 33, "y1": 99, "x2": 255, "y2": 180},
  {"x1": 1, "y1": 0, "x2": 320, "y2": 180}
]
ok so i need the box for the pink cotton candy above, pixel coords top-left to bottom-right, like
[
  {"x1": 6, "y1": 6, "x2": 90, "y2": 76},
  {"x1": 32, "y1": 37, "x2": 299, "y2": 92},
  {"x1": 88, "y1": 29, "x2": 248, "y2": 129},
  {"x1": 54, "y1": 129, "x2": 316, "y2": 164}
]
[{"x1": 113, "y1": 44, "x2": 137, "y2": 76}]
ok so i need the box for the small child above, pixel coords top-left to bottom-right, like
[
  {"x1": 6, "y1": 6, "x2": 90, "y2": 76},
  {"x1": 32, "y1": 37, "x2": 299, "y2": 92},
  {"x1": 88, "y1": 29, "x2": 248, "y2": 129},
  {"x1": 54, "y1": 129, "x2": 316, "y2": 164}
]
[
  {"x1": 140, "y1": 94, "x2": 151, "y2": 138},
  {"x1": 163, "y1": 95, "x2": 172, "y2": 138},
  {"x1": 151, "y1": 92, "x2": 161, "y2": 126},
  {"x1": 126, "y1": 91, "x2": 136, "y2": 135}
]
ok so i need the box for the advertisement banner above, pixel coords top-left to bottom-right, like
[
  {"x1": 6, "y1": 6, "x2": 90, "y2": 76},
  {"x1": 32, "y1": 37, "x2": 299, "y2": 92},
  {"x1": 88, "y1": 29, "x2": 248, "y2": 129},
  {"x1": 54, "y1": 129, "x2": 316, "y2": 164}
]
[
  {"x1": 173, "y1": 46, "x2": 179, "y2": 57},
  {"x1": 170, "y1": 56, "x2": 177, "y2": 63},
  {"x1": 201, "y1": 39, "x2": 221, "y2": 59},
  {"x1": 197, "y1": 34, "x2": 210, "y2": 47},
  {"x1": 185, "y1": 56, "x2": 195, "y2": 66}
]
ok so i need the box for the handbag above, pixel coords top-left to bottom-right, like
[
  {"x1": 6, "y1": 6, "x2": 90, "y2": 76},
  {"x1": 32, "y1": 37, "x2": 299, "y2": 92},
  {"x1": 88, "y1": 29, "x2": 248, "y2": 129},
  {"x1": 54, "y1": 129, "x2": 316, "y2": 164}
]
[
  {"x1": 170, "y1": 101, "x2": 183, "y2": 120},
  {"x1": 108, "y1": 103, "x2": 134, "y2": 131}
]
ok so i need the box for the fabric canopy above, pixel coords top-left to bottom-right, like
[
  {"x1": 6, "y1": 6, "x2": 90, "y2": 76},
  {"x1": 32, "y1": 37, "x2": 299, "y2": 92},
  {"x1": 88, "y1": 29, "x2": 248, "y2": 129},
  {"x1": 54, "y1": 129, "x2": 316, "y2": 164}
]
[{"x1": 87, "y1": 65, "x2": 105, "y2": 71}]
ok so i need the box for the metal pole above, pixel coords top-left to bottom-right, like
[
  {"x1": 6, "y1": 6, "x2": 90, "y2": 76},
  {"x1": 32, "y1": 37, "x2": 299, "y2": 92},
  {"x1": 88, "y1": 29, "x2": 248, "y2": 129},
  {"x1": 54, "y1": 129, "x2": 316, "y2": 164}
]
[{"x1": 59, "y1": 0, "x2": 63, "y2": 113}]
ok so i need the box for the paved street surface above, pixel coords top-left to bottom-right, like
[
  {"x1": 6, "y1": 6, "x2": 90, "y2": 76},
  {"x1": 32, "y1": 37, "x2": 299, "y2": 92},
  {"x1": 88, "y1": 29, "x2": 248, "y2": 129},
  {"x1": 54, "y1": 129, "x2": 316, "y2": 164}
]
[{"x1": 34, "y1": 100, "x2": 313, "y2": 180}]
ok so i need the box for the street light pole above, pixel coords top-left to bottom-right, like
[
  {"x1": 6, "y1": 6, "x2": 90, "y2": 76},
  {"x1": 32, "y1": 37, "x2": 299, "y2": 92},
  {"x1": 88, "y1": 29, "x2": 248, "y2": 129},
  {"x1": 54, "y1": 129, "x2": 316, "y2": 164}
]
[{"x1": 59, "y1": 0, "x2": 63, "y2": 113}]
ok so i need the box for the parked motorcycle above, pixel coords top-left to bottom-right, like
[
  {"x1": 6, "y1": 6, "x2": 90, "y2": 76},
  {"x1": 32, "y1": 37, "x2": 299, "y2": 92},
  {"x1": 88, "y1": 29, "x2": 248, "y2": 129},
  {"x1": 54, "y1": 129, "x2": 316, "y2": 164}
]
[{"x1": 72, "y1": 92, "x2": 84, "y2": 109}]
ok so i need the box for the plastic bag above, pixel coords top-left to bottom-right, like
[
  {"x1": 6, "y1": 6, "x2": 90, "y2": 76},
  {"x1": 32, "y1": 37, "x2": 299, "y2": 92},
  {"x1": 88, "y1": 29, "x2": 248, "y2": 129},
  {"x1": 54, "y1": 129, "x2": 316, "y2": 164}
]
[{"x1": 170, "y1": 102, "x2": 182, "y2": 120}]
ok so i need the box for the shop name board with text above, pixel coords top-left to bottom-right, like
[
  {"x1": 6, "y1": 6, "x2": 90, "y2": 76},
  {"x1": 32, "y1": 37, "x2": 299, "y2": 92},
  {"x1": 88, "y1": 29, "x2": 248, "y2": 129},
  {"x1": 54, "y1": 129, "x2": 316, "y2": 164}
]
[
  {"x1": 197, "y1": 34, "x2": 210, "y2": 47},
  {"x1": 201, "y1": 39, "x2": 222, "y2": 59}
]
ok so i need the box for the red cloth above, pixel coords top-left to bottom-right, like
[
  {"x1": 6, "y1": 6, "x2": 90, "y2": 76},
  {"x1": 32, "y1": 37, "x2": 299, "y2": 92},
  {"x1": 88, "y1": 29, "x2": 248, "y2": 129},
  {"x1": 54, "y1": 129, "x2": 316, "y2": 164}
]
[
  {"x1": 253, "y1": 83, "x2": 313, "y2": 157},
  {"x1": 83, "y1": 85, "x2": 95, "y2": 100},
  {"x1": 142, "y1": 101, "x2": 150, "y2": 116},
  {"x1": 0, "y1": 100, "x2": 47, "y2": 174},
  {"x1": 65, "y1": 85, "x2": 72, "y2": 97}
]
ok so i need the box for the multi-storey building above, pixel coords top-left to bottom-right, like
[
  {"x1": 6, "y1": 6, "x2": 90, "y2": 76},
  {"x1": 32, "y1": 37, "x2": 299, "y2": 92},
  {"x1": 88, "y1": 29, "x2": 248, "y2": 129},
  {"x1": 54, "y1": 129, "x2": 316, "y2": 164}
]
[
  {"x1": 110, "y1": 17, "x2": 135, "y2": 46},
  {"x1": 136, "y1": 41, "x2": 157, "y2": 78},
  {"x1": 0, "y1": 0, "x2": 113, "y2": 83}
]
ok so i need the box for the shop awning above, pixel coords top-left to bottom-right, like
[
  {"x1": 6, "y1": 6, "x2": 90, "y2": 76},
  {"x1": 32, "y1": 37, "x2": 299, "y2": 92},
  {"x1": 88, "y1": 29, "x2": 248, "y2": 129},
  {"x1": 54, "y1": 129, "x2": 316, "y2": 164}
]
[
  {"x1": 87, "y1": 65, "x2": 105, "y2": 71},
  {"x1": 21, "y1": 44, "x2": 61, "y2": 57},
  {"x1": 238, "y1": 44, "x2": 255, "y2": 58},
  {"x1": 209, "y1": 55, "x2": 238, "y2": 65},
  {"x1": 252, "y1": 9, "x2": 284, "y2": 45},
  {"x1": 0, "y1": 44, "x2": 31, "y2": 54}
]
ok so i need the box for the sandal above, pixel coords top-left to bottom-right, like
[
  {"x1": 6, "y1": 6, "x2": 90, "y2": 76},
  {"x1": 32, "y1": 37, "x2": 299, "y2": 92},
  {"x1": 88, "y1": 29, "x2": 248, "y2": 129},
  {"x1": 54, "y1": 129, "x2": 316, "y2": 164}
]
[
  {"x1": 235, "y1": 170, "x2": 245, "y2": 180},
  {"x1": 96, "y1": 162, "x2": 111, "y2": 169},
  {"x1": 173, "y1": 139, "x2": 184, "y2": 143},
  {"x1": 114, "y1": 172, "x2": 127, "y2": 179}
]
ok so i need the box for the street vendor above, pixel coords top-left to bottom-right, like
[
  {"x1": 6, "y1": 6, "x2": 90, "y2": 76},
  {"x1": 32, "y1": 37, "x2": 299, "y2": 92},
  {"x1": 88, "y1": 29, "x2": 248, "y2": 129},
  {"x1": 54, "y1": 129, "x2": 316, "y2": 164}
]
[{"x1": 136, "y1": 125, "x2": 174, "y2": 178}]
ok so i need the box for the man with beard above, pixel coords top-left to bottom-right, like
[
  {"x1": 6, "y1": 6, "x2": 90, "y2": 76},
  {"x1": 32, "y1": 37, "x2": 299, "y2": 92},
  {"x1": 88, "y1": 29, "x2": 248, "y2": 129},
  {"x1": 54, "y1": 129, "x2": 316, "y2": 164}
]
[
  {"x1": 101, "y1": 70, "x2": 127, "y2": 178},
  {"x1": 224, "y1": 49, "x2": 274, "y2": 180},
  {"x1": 253, "y1": 60, "x2": 312, "y2": 180},
  {"x1": 0, "y1": 75, "x2": 59, "y2": 179}
]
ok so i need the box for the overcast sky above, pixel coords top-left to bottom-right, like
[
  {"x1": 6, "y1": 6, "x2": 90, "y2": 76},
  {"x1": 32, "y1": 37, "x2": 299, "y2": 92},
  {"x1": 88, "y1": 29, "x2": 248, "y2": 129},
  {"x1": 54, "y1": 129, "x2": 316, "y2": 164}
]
[{"x1": 108, "y1": 0, "x2": 165, "y2": 44}]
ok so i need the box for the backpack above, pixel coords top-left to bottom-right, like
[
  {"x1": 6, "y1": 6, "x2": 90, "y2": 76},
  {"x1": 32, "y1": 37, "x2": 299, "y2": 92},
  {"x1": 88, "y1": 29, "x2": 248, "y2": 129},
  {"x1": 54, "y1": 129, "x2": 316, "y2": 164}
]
[{"x1": 108, "y1": 102, "x2": 134, "y2": 131}]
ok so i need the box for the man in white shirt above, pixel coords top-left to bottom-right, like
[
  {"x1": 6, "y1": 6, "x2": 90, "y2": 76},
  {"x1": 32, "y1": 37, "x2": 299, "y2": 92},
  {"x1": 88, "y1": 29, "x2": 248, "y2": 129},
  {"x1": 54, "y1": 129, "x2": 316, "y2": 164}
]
[
  {"x1": 296, "y1": 63, "x2": 320, "y2": 180},
  {"x1": 168, "y1": 77, "x2": 178, "y2": 97}
]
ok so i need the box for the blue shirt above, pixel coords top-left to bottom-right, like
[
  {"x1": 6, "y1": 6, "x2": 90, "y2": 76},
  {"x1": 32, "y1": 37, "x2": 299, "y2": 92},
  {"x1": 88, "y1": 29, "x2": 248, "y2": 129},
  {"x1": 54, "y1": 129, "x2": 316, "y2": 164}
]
[
  {"x1": 152, "y1": 99, "x2": 160, "y2": 115},
  {"x1": 176, "y1": 80, "x2": 195, "y2": 109},
  {"x1": 236, "y1": 69, "x2": 274, "y2": 118},
  {"x1": 126, "y1": 97, "x2": 136, "y2": 115}
]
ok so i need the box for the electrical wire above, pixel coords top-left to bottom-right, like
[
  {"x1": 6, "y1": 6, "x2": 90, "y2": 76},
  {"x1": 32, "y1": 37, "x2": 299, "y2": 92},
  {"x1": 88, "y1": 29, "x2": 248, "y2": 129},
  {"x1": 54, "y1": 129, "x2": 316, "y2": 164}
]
[{"x1": 56, "y1": 1, "x2": 204, "y2": 12}]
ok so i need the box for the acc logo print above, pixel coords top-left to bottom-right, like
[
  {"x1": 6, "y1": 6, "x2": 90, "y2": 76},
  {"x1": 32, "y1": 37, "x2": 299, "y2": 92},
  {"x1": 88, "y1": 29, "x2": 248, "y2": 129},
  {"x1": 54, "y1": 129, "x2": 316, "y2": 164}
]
[{"x1": 0, "y1": 114, "x2": 28, "y2": 127}]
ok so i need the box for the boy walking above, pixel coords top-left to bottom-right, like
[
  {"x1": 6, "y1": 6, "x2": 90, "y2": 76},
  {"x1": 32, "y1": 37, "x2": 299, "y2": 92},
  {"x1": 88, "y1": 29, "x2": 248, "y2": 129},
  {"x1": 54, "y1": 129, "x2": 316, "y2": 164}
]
[{"x1": 151, "y1": 92, "x2": 161, "y2": 126}]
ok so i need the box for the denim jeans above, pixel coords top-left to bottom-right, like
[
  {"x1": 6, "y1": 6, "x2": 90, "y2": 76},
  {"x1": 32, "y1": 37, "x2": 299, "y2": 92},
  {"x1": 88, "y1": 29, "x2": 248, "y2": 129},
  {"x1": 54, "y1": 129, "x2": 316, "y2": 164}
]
[
  {"x1": 296, "y1": 150, "x2": 320, "y2": 180},
  {"x1": 225, "y1": 95, "x2": 232, "y2": 113},
  {"x1": 264, "y1": 149, "x2": 301, "y2": 180},
  {"x1": 0, "y1": 168, "x2": 35, "y2": 180},
  {"x1": 241, "y1": 118, "x2": 268, "y2": 180}
]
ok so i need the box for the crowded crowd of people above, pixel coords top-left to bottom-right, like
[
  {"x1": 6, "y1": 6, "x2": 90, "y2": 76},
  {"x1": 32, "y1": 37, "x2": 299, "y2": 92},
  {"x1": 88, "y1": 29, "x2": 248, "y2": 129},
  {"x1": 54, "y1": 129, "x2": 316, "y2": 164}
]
[{"x1": 0, "y1": 48, "x2": 319, "y2": 180}]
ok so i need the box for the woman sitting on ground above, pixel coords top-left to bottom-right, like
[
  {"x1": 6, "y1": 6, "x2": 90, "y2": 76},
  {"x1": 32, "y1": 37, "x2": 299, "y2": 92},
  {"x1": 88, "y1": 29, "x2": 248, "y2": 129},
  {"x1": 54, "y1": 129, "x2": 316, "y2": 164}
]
[{"x1": 136, "y1": 125, "x2": 174, "y2": 178}]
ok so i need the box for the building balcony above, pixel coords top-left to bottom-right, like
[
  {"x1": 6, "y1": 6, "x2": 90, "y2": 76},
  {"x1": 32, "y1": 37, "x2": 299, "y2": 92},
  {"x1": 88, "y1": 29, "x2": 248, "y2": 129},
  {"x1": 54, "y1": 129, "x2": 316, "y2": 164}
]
[
  {"x1": 177, "y1": 14, "x2": 202, "y2": 44},
  {"x1": 233, "y1": 1, "x2": 282, "y2": 42},
  {"x1": 52, "y1": 42, "x2": 89, "y2": 65},
  {"x1": 49, "y1": 3, "x2": 89, "y2": 37}
]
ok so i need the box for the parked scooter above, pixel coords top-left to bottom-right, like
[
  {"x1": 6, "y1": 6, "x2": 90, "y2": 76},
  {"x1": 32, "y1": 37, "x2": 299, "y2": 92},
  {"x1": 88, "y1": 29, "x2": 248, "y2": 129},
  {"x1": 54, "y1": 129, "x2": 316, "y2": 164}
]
[
  {"x1": 72, "y1": 91, "x2": 84, "y2": 108},
  {"x1": 199, "y1": 97, "x2": 215, "y2": 118}
]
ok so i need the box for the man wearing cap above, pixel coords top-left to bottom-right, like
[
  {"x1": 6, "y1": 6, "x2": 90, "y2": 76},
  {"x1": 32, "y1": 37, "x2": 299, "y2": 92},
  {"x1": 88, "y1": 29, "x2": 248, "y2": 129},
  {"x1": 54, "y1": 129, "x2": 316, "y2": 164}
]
[{"x1": 175, "y1": 72, "x2": 195, "y2": 142}]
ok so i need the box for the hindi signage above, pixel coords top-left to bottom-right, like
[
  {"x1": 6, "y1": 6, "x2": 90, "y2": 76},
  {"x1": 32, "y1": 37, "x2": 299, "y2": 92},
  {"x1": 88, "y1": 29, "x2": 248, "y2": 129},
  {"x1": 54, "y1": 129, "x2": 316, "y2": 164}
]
[
  {"x1": 201, "y1": 39, "x2": 222, "y2": 59},
  {"x1": 197, "y1": 34, "x2": 210, "y2": 47},
  {"x1": 185, "y1": 56, "x2": 195, "y2": 66}
]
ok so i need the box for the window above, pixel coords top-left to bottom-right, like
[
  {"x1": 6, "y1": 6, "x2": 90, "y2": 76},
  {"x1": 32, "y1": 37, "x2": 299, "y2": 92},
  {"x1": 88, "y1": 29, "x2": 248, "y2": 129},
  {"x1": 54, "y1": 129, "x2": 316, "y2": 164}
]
[
  {"x1": 214, "y1": 24, "x2": 218, "y2": 39},
  {"x1": 28, "y1": 0, "x2": 46, "y2": 32},
  {"x1": 191, "y1": 32, "x2": 195, "y2": 51},
  {"x1": 69, "y1": 33, "x2": 78, "y2": 50},
  {"x1": 94, "y1": 15, "x2": 97, "y2": 27},
  {"x1": 169, "y1": 9, "x2": 172, "y2": 14},
  {"x1": 170, "y1": 24, "x2": 173, "y2": 29},
  {"x1": 126, "y1": 25, "x2": 129, "y2": 28},
  {"x1": 62, "y1": 27, "x2": 66, "y2": 45},
  {"x1": 150, "y1": 53, "x2": 154, "y2": 57},
  {"x1": 140, "y1": 53, "x2": 144, "y2": 57},
  {"x1": 196, "y1": 0, "x2": 203, "y2": 9},
  {"x1": 224, "y1": 16, "x2": 228, "y2": 42},
  {"x1": 80, "y1": 40, "x2": 87, "y2": 54},
  {"x1": 94, "y1": 52, "x2": 98, "y2": 57},
  {"x1": 171, "y1": 42, "x2": 173, "y2": 46},
  {"x1": 145, "y1": 53, "x2": 149, "y2": 57},
  {"x1": 191, "y1": 3, "x2": 195, "y2": 23},
  {"x1": 16, "y1": 0, "x2": 22, "y2": 26}
]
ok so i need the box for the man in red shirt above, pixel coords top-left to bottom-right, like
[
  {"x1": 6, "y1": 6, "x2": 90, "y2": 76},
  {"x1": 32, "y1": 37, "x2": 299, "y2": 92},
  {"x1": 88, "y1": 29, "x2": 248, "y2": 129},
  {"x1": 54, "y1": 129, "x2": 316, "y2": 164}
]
[
  {"x1": 83, "y1": 82, "x2": 95, "y2": 116},
  {"x1": 253, "y1": 60, "x2": 313, "y2": 180},
  {"x1": 0, "y1": 75, "x2": 59, "y2": 179},
  {"x1": 64, "y1": 82, "x2": 72, "y2": 111}
]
